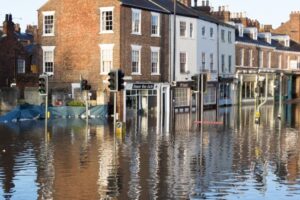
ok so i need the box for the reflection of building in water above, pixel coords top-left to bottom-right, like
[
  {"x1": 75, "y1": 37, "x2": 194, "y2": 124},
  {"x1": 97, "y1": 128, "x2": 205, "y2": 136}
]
[{"x1": 96, "y1": 126, "x2": 120, "y2": 199}]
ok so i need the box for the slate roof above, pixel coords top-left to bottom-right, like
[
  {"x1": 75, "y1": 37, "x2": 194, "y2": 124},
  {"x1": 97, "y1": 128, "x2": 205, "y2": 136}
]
[
  {"x1": 121, "y1": 0, "x2": 170, "y2": 13},
  {"x1": 235, "y1": 31, "x2": 274, "y2": 48},
  {"x1": 272, "y1": 39, "x2": 300, "y2": 52},
  {"x1": 15, "y1": 32, "x2": 33, "y2": 41}
]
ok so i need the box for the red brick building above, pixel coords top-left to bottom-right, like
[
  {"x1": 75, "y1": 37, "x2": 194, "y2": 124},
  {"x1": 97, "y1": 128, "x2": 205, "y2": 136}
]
[
  {"x1": 274, "y1": 11, "x2": 300, "y2": 43},
  {"x1": 0, "y1": 14, "x2": 38, "y2": 93},
  {"x1": 37, "y1": 0, "x2": 170, "y2": 121}
]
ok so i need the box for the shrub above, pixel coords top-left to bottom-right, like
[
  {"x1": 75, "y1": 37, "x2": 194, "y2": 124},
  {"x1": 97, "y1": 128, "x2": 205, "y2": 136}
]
[{"x1": 67, "y1": 100, "x2": 85, "y2": 107}]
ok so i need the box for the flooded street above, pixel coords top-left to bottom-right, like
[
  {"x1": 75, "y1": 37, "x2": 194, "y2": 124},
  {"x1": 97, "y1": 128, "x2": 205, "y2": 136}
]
[{"x1": 0, "y1": 104, "x2": 300, "y2": 199}]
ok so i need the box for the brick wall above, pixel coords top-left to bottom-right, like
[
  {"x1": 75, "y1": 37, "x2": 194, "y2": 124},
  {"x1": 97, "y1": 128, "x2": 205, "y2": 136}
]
[{"x1": 274, "y1": 11, "x2": 300, "y2": 43}]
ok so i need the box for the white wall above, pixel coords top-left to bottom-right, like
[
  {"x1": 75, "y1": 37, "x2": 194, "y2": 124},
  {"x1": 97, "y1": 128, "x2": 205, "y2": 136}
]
[
  {"x1": 196, "y1": 19, "x2": 218, "y2": 81},
  {"x1": 170, "y1": 15, "x2": 198, "y2": 82},
  {"x1": 218, "y1": 24, "x2": 236, "y2": 77}
]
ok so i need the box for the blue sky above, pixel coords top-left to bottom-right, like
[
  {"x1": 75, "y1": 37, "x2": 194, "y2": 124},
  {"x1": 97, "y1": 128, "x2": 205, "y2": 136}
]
[{"x1": 0, "y1": 0, "x2": 299, "y2": 31}]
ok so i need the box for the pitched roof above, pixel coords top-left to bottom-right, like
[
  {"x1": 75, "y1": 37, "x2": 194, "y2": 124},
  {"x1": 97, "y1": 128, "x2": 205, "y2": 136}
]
[
  {"x1": 236, "y1": 31, "x2": 274, "y2": 48},
  {"x1": 121, "y1": 0, "x2": 170, "y2": 13}
]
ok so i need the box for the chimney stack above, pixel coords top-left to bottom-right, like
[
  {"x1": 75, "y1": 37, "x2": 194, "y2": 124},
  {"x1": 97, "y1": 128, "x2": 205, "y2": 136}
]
[{"x1": 3, "y1": 14, "x2": 15, "y2": 36}]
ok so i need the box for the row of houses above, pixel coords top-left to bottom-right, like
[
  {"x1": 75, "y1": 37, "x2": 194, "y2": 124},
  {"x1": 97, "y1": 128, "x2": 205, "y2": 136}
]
[{"x1": 1, "y1": 0, "x2": 300, "y2": 125}]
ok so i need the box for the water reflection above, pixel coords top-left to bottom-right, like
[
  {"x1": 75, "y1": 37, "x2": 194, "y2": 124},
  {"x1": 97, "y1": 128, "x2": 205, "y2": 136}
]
[{"x1": 0, "y1": 105, "x2": 300, "y2": 199}]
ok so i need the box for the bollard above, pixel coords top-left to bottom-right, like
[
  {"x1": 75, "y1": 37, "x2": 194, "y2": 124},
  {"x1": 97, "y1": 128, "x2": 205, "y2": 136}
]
[{"x1": 116, "y1": 121, "x2": 125, "y2": 139}]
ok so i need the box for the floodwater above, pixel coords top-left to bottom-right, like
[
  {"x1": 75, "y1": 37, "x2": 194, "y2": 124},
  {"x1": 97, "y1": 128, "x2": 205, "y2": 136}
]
[{"x1": 0, "y1": 104, "x2": 300, "y2": 200}]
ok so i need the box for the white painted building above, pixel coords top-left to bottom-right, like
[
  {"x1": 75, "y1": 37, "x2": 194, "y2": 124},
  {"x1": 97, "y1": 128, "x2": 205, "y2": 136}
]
[{"x1": 218, "y1": 23, "x2": 236, "y2": 106}]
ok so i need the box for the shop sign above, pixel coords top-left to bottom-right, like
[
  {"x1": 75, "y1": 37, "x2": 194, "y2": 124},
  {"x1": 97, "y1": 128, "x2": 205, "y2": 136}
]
[{"x1": 132, "y1": 84, "x2": 155, "y2": 90}]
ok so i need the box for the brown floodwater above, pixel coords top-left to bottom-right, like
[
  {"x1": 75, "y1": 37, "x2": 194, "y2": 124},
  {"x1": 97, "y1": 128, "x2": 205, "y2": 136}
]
[{"x1": 0, "y1": 104, "x2": 300, "y2": 199}]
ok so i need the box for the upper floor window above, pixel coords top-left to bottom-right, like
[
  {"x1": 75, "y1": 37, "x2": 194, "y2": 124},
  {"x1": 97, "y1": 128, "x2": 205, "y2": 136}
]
[
  {"x1": 298, "y1": 56, "x2": 300, "y2": 69},
  {"x1": 202, "y1": 26, "x2": 206, "y2": 37},
  {"x1": 248, "y1": 49, "x2": 253, "y2": 67},
  {"x1": 278, "y1": 55, "x2": 282, "y2": 69},
  {"x1": 287, "y1": 55, "x2": 290, "y2": 69},
  {"x1": 151, "y1": 12, "x2": 160, "y2": 36},
  {"x1": 190, "y1": 23, "x2": 193, "y2": 38},
  {"x1": 17, "y1": 59, "x2": 25, "y2": 74},
  {"x1": 259, "y1": 51, "x2": 264, "y2": 68},
  {"x1": 99, "y1": 44, "x2": 114, "y2": 74},
  {"x1": 151, "y1": 47, "x2": 160, "y2": 74},
  {"x1": 42, "y1": 46, "x2": 55, "y2": 75},
  {"x1": 210, "y1": 27, "x2": 214, "y2": 38},
  {"x1": 132, "y1": 9, "x2": 141, "y2": 34},
  {"x1": 201, "y1": 52, "x2": 205, "y2": 70},
  {"x1": 240, "y1": 48, "x2": 244, "y2": 66},
  {"x1": 42, "y1": 11, "x2": 55, "y2": 36},
  {"x1": 221, "y1": 54, "x2": 225, "y2": 73},
  {"x1": 100, "y1": 7, "x2": 114, "y2": 33},
  {"x1": 180, "y1": 52, "x2": 187, "y2": 73},
  {"x1": 221, "y1": 29, "x2": 225, "y2": 42},
  {"x1": 131, "y1": 45, "x2": 141, "y2": 74},
  {"x1": 268, "y1": 52, "x2": 272, "y2": 68},
  {"x1": 228, "y1": 31, "x2": 232, "y2": 43},
  {"x1": 228, "y1": 55, "x2": 232, "y2": 73},
  {"x1": 180, "y1": 21, "x2": 186, "y2": 37},
  {"x1": 210, "y1": 53, "x2": 213, "y2": 71}
]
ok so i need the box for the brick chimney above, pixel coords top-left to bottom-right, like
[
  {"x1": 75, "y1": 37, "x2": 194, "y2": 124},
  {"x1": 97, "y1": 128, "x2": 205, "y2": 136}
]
[
  {"x1": 3, "y1": 14, "x2": 15, "y2": 36},
  {"x1": 179, "y1": 0, "x2": 192, "y2": 7},
  {"x1": 193, "y1": 0, "x2": 211, "y2": 14}
]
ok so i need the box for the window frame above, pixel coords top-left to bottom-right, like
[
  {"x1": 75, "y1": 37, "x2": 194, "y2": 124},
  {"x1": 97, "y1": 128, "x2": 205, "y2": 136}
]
[
  {"x1": 221, "y1": 29, "x2": 225, "y2": 42},
  {"x1": 179, "y1": 21, "x2": 187, "y2": 37},
  {"x1": 132, "y1": 8, "x2": 141, "y2": 35},
  {"x1": 100, "y1": 7, "x2": 114, "y2": 34},
  {"x1": 99, "y1": 44, "x2": 114, "y2": 75},
  {"x1": 221, "y1": 54, "x2": 225, "y2": 73},
  {"x1": 202, "y1": 26, "x2": 206, "y2": 37},
  {"x1": 131, "y1": 45, "x2": 142, "y2": 75},
  {"x1": 190, "y1": 23, "x2": 193, "y2": 38},
  {"x1": 42, "y1": 46, "x2": 55, "y2": 75},
  {"x1": 17, "y1": 59, "x2": 25, "y2": 74},
  {"x1": 228, "y1": 55, "x2": 232, "y2": 73},
  {"x1": 150, "y1": 46, "x2": 160, "y2": 75},
  {"x1": 201, "y1": 52, "x2": 206, "y2": 70},
  {"x1": 210, "y1": 27, "x2": 214, "y2": 38},
  {"x1": 228, "y1": 31, "x2": 232, "y2": 43},
  {"x1": 180, "y1": 52, "x2": 187, "y2": 73},
  {"x1": 210, "y1": 53, "x2": 214, "y2": 72},
  {"x1": 151, "y1": 12, "x2": 160, "y2": 37},
  {"x1": 42, "y1": 11, "x2": 55, "y2": 36}
]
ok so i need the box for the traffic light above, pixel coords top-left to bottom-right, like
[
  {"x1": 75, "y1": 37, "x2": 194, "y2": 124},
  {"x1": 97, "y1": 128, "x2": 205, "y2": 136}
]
[
  {"x1": 108, "y1": 70, "x2": 118, "y2": 92},
  {"x1": 118, "y1": 69, "x2": 125, "y2": 91},
  {"x1": 191, "y1": 75, "x2": 198, "y2": 91},
  {"x1": 81, "y1": 79, "x2": 88, "y2": 91},
  {"x1": 38, "y1": 74, "x2": 48, "y2": 96}
]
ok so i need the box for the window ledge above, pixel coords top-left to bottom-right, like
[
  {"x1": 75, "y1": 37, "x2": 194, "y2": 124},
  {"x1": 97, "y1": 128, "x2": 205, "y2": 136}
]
[
  {"x1": 151, "y1": 73, "x2": 160, "y2": 76},
  {"x1": 131, "y1": 32, "x2": 142, "y2": 36},
  {"x1": 151, "y1": 34, "x2": 160, "y2": 38},
  {"x1": 131, "y1": 73, "x2": 142, "y2": 75},
  {"x1": 100, "y1": 31, "x2": 114, "y2": 34},
  {"x1": 43, "y1": 33, "x2": 55, "y2": 37}
]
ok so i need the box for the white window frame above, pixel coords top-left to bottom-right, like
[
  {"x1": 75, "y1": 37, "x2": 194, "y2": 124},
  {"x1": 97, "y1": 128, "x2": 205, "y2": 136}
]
[
  {"x1": 228, "y1": 31, "x2": 232, "y2": 43},
  {"x1": 210, "y1": 53, "x2": 214, "y2": 71},
  {"x1": 17, "y1": 59, "x2": 25, "y2": 74},
  {"x1": 42, "y1": 11, "x2": 55, "y2": 36},
  {"x1": 100, "y1": 7, "x2": 114, "y2": 34},
  {"x1": 240, "y1": 48, "x2": 244, "y2": 66},
  {"x1": 42, "y1": 46, "x2": 55, "y2": 75},
  {"x1": 151, "y1": 12, "x2": 160, "y2": 37},
  {"x1": 210, "y1": 27, "x2": 214, "y2": 38},
  {"x1": 221, "y1": 54, "x2": 225, "y2": 73},
  {"x1": 287, "y1": 55, "x2": 290, "y2": 69},
  {"x1": 190, "y1": 23, "x2": 193, "y2": 38},
  {"x1": 99, "y1": 44, "x2": 114, "y2": 75},
  {"x1": 259, "y1": 51, "x2": 264, "y2": 68},
  {"x1": 202, "y1": 26, "x2": 205, "y2": 37},
  {"x1": 150, "y1": 46, "x2": 160, "y2": 75},
  {"x1": 228, "y1": 55, "x2": 232, "y2": 73},
  {"x1": 249, "y1": 49, "x2": 253, "y2": 67},
  {"x1": 132, "y1": 8, "x2": 141, "y2": 35},
  {"x1": 201, "y1": 52, "x2": 206, "y2": 70},
  {"x1": 180, "y1": 52, "x2": 187, "y2": 73},
  {"x1": 131, "y1": 45, "x2": 142, "y2": 75},
  {"x1": 279, "y1": 55, "x2": 282, "y2": 69},
  {"x1": 268, "y1": 52, "x2": 272, "y2": 68},
  {"x1": 298, "y1": 56, "x2": 300, "y2": 69},
  {"x1": 179, "y1": 21, "x2": 186, "y2": 37},
  {"x1": 221, "y1": 29, "x2": 225, "y2": 42}
]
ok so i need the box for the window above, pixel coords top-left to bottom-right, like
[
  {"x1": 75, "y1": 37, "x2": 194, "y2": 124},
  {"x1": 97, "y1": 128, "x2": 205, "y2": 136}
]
[
  {"x1": 174, "y1": 88, "x2": 188, "y2": 107},
  {"x1": 202, "y1": 26, "x2": 205, "y2": 36},
  {"x1": 190, "y1": 23, "x2": 193, "y2": 38},
  {"x1": 249, "y1": 49, "x2": 253, "y2": 67},
  {"x1": 210, "y1": 27, "x2": 214, "y2": 38},
  {"x1": 17, "y1": 59, "x2": 25, "y2": 74},
  {"x1": 268, "y1": 52, "x2": 271, "y2": 68},
  {"x1": 240, "y1": 49, "x2": 244, "y2": 66},
  {"x1": 132, "y1": 9, "x2": 141, "y2": 34},
  {"x1": 201, "y1": 52, "x2": 205, "y2": 70},
  {"x1": 131, "y1": 45, "x2": 141, "y2": 74},
  {"x1": 100, "y1": 7, "x2": 114, "y2": 33},
  {"x1": 180, "y1": 52, "x2": 187, "y2": 73},
  {"x1": 99, "y1": 44, "x2": 114, "y2": 74},
  {"x1": 259, "y1": 51, "x2": 264, "y2": 68},
  {"x1": 221, "y1": 54, "x2": 225, "y2": 73},
  {"x1": 210, "y1": 53, "x2": 213, "y2": 71},
  {"x1": 298, "y1": 56, "x2": 300, "y2": 69},
  {"x1": 287, "y1": 55, "x2": 290, "y2": 69},
  {"x1": 228, "y1": 55, "x2": 232, "y2": 73},
  {"x1": 228, "y1": 31, "x2": 232, "y2": 43},
  {"x1": 151, "y1": 47, "x2": 160, "y2": 74},
  {"x1": 42, "y1": 46, "x2": 55, "y2": 75},
  {"x1": 278, "y1": 55, "x2": 282, "y2": 69},
  {"x1": 42, "y1": 11, "x2": 55, "y2": 36},
  {"x1": 151, "y1": 12, "x2": 160, "y2": 36},
  {"x1": 180, "y1": 21, "x2": 186, "y2": 37},
  {"x1": 221, "y1": 29, "x2": 225, "y2": 42}
]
